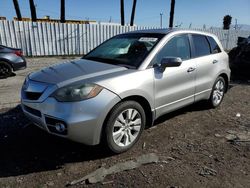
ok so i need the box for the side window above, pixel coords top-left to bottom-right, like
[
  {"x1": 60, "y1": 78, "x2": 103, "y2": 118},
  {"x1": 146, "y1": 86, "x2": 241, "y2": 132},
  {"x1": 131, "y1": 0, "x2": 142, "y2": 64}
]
[
  {"x1": 207, "y1": 36, "x2": 221, "y2": 54},
  {"x1": 192, "y1": 34, "x2": 211, "y2": 57},
  {"x1": 152, "y1": 34, "x2": 191, "y2": 65}
]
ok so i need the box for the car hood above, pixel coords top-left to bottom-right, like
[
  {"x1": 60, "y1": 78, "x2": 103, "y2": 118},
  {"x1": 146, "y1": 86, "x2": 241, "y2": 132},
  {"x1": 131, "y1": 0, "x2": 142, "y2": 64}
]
[{"x1": 29, "y1": 59, "x2": 127, "y2": 87}]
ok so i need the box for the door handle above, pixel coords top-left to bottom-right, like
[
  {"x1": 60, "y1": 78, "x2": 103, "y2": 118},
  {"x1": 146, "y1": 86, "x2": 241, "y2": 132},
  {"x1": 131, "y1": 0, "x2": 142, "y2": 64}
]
[
  {"x1": 213, "y1": 60, "x2": 218, "y2": 64},
  {"x1": 187, "y1": 67, "x2": 196, "y2": 73}
]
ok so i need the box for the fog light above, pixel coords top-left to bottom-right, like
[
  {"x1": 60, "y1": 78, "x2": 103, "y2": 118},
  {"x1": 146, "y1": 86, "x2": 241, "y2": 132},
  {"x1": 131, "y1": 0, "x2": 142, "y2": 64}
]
[{"x1": 55, "y1": 123, "x2": 66, "y2": 132}]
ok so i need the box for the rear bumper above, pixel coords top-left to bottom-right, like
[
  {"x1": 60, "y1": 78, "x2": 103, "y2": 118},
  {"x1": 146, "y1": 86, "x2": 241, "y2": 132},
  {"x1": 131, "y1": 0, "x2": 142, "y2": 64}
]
[
  {"x1": 12, "y1": 58, "x2": 27, "y2": 71},
  {"x1": 0, "y1": 54, "x2": 27, "y2": 71}
]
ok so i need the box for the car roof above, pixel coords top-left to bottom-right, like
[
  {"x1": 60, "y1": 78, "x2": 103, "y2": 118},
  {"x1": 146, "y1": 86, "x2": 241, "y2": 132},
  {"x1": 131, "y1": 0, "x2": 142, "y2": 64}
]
[
  {"x1": 127, "y1": 28, "x2": 216, "y2": 38},
  {"x1": 128, "y1": 28, "x2": 176, "y2": 34}
]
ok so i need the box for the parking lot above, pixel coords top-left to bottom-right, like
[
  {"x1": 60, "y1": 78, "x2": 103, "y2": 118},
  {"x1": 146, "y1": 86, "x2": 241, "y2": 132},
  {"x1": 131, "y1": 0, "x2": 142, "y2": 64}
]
[{"x1": 0, "y1": 57, "x2": 250, "y2": 187}]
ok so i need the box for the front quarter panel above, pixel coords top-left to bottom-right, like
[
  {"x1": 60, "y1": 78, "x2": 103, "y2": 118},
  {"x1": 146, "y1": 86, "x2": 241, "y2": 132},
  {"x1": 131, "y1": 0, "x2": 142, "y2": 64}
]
[{"x1": 95, "y1": 68, "x2": 155, "y2": 110}]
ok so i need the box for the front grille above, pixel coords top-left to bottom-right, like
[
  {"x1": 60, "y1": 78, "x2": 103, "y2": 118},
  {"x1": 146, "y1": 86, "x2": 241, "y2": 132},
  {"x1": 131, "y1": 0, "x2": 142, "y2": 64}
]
[
  {"x1": 23, "y1": 105, "x2": 42, "y2": 117},
  {"x1": 22, "y1": 79, "x2": 48, "y2": 101},
  {"x1": 25, "y1": 91, "x2": 42, "y2": 100}
]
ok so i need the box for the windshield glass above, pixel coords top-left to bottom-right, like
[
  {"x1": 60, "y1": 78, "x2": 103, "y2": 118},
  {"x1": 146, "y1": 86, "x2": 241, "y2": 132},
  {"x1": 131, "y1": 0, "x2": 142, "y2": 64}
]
[{"x1": 83, "y1": 33, "x2": 164, "y2": 68}]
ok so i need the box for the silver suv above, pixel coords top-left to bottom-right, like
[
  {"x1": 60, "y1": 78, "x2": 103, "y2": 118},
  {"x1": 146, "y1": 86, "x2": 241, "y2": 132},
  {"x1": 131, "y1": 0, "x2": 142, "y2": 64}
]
[{"x1": 21, "y1": 29, "x2": 230, "y2": 153}]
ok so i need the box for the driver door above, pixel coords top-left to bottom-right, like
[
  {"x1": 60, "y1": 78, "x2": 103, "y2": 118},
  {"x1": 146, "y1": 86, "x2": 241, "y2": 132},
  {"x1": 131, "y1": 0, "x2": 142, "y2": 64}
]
[{"x1": 152, "y1": 34, "x2": 196, "y2": 118}]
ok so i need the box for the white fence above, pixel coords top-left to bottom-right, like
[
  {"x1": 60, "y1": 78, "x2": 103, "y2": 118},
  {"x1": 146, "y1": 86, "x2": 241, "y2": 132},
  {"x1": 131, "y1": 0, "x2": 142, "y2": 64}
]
[{"x1": 0, "y1": 20, "x2": 250, "y2": 56}]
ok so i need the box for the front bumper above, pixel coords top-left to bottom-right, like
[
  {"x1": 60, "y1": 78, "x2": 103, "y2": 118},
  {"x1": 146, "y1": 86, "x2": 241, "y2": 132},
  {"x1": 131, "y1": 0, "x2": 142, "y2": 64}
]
[{"x1": 21, "y1": 89, "x2": 120, "y2": 145}]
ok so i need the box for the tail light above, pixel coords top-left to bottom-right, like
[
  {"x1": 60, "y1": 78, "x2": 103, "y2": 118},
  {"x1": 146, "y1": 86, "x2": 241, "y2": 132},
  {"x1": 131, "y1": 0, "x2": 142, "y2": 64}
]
[{"x1": 14, "y1": 50, "x2": 23, "y2": 57}]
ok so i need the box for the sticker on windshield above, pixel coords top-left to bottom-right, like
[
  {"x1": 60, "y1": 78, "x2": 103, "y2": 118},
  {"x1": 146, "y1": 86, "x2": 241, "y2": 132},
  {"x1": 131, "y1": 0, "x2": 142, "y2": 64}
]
[{"x1": 139, "y1": 37, "x2": 158, "y2": 42}]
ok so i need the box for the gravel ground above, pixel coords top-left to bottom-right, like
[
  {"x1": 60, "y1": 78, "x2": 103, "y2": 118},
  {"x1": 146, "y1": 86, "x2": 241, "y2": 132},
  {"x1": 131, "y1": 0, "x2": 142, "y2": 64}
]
[{"x1": 0, "y1": 57, "x2": 249, "y2": 188}]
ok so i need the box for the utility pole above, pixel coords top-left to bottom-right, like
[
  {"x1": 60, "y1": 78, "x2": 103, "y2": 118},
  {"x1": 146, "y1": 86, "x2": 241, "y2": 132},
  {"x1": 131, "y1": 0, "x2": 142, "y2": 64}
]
[
  {"x1": 160, "y1": 13, "x2": 163, "y2": 28},
  {"x1": 189, "y1": 23, "x2": 192, "y2": 29},
  {"x1": 234, "y1": 18, "x2": 238, "y2": 30}
]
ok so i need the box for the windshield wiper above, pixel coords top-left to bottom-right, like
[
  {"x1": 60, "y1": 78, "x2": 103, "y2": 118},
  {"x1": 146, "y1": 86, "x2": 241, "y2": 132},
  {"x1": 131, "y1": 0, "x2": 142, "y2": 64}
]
[
  {"x1": 83, "y1": 56, "x2": 105, "y2": 62},
  {"x1": 83, "y1": 57, "x2": 135, "y2": 69},
  {"x1": 116, "y1": 64, "x2": 135, "y2": 69},
  {"x1": 84, "y1": 56, "x2": 115, "y2": 63}
]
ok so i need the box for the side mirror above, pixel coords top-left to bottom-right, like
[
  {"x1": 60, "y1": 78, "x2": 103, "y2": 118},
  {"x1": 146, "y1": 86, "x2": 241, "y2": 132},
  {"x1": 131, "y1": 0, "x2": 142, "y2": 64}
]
[
  {"x1": 155, "y1": 57, "x2": 182, "y2": 72},
  {"x1": 161, "y1": 57, "x2": 182, "y2": 68}
]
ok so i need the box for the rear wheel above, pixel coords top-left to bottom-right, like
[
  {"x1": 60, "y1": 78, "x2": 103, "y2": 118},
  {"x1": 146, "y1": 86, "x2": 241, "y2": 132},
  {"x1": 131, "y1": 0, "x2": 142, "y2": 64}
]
[
  {"x1": 105, "y1": 101, "x2": 145, "y2": 153},
  {"x1": 0, "y1": 61, "x2": 12, "y2": 78},
  {"x1": 208, "y1": 76, "x2": 226, "y2": 108}
]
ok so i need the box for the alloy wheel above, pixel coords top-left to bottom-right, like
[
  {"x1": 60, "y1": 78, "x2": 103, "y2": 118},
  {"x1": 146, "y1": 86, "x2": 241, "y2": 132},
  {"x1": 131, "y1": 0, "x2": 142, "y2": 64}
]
[
  {"x1": 212, "y1": 79, "x2": 225, "y2": 106},
  {"x1": 112, "y1": 108, "x2": 142, "y2": 147}
]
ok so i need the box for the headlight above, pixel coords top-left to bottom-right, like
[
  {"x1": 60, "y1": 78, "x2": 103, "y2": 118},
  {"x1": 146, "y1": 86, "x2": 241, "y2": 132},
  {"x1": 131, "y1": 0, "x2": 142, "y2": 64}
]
[
  {"x1": 52, "y1": 83, "x2": 103, "y2": 102},
  {"x1": 22, "y1": 76, "x2": 29, "y2": 90}
]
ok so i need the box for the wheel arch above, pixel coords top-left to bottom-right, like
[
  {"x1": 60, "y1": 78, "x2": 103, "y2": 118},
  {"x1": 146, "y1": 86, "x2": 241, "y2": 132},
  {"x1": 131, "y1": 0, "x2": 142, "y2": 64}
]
[
  {"x1": 0, "y1": 58, "x2": 13, "y2": 70},
  {"x1": 120, "y1": 95, "x2": 154, "y2": 128},
  {"x1": 100, "y1": 95, "x2": 154, "y2": 144},
  {"x1": 218, "y1": 73, "x2": 229, "y2": 92}
]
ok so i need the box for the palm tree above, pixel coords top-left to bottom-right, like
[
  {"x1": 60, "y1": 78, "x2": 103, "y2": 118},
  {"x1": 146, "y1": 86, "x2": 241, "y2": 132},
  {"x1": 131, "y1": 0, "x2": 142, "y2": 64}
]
[
  {"x1": 169, "y1": 0, "x2": 175, "y2": 28},
  {"x1": 60, "y1": 0, "x2": 65, "y2": 23},
  {"x1": 130, "y1": 0, "x2": 137, "y2": 26},
  {"x1": 120, "y1": 0, "x2": 125, "y2": 26},
  {"x1": 29, "y1": 0, "x2": 37, "y2": 21},
  {"x1": 223, "y1": 15, "x2": 232, "y2": 30},
  {"x1": 13, "y1": 0, "x2": 22, "y2": 20}
]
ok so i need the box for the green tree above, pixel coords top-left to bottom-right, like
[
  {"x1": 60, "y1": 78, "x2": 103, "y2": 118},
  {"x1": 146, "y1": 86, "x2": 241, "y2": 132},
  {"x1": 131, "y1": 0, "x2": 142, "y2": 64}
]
[
  {"x1": 60, "y1": 0, "x2": 65, "y2": 23},
  {"x1": 13, "y1": 0, "x2": 22, "y2": 20},
  {"x1": 169, "y1": 0, "x2": 175, "y2": 28},
  {"x1": 120, "y1": 0, "x2": 125, "y2": 26},
  {"x1": 29, "y1": 0, "x2": 37, "y2": 21},
  {"x1": 223, "y1": 15, "x2": 232, "y2": 30},
  {"x1": 130, "y1": 0, "x2": 137, "y2": 26}
]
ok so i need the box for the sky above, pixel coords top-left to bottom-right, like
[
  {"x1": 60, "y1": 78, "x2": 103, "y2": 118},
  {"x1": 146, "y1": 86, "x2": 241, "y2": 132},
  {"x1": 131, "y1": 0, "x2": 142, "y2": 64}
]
[{"x1": 0, "y1": 0, "x2": 249, "y2": 28}]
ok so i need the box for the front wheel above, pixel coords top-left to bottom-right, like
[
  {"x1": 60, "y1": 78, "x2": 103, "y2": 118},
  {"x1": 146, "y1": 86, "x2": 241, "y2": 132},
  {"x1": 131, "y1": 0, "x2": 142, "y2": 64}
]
[
  {"x1": 104, "y1": 101, "x2": 146, "y2": 153},
  {"x1": 208, "y1": 76, "x2": 226, "y2": 108}
]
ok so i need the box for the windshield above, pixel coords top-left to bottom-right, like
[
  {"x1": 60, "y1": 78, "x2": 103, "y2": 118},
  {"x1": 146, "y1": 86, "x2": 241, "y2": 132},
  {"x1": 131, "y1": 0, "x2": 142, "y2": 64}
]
[{"x1": 83, "y1": 33, "x2": 164, "y2": 68}]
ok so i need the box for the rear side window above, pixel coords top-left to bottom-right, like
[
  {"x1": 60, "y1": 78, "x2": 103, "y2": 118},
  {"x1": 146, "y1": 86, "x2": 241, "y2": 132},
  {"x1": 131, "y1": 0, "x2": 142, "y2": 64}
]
[
  {"x1": 192, "y1": 34, "x2": 210, "y2": 58},
  {"x1": 207, "y1": 36, "x2": 221, "y2": 54}
]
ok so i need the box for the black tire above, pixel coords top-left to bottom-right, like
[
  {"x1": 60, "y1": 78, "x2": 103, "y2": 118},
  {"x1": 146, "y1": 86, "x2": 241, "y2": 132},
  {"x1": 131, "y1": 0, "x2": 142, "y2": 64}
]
[
  {"x1": 0, "y1": 61, "x2": 12, "y2": 78},
  {"x1": 104, "y1": 101, "x2": 146, "y2": 153},
  {"x1": 208, "y1": 76, "x2": 226, "y2": 108}
]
